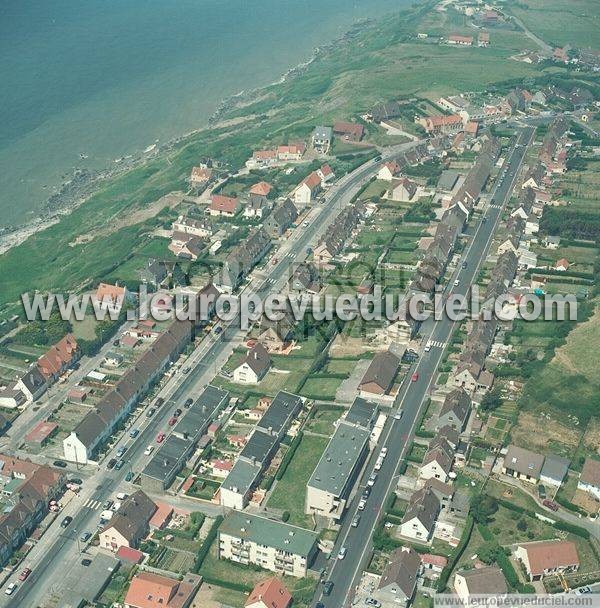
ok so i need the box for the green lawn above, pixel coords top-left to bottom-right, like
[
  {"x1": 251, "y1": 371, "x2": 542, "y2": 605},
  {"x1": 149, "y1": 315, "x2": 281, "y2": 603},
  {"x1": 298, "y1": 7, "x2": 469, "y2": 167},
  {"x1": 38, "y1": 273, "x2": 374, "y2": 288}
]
[{"x1": 267, "y1": 434, "x2": 329, "y2": 527}]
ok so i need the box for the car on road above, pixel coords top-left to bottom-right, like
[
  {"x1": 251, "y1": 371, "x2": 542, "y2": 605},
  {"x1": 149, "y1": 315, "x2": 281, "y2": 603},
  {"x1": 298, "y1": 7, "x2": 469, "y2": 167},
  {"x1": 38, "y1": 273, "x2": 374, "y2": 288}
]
[
  {"x1": 168, "y1": 416, "x2": 177, "y2": 426},
  {"x1": 303, "y1": 220, "x2": 309, "y2": 227},
  {"x1": 214, "y1": 326, "x2": 223, "y2": 335},
  {"x1": 69, "y1": 478, "x2": 83, "y2": 485},
  {"x1": 129, "y1": 428, "x2": 139, "y2": 438},
  {"x1": 125, "y1": 471, "x2": 134, "y2": 482},
  {"x1": 116, "y1": 446, "x2": 126, "y2": 457},
  {"x1": 315, "y1": 603, "x2": 325, "y2": 608},
  {"x1": 362, "y1": 486, "x2": 371, "y2": 499},
  {"x1": 411, "y1": 372, "x2": 419, "y2": 382},
  {"x1": 394, "y1": 411, "x2": 403, "y2": 420},
  {"x1": 80, "y1": 532, "x2": 91, "y2": 542},
  {"x1": 107, "y1": 458, "x2": 117, "y2": 469},
  {"x1": 146, "y1": 407, "x2": 156, "y2": 417},
  {"x1": 60, "y1": 516, "x2": 73, "y2": 528},
  {"x1": 4, "y1": 583, "x2": 16, "y2": 595},
  {"x1": 53, "y1": 460, "x2": 67, "y2": 468},
  {"x1": 144, "y1": 445, "x2": 154, "y2": 456},
  {"x1": 156, "y1": 432, "x2": 166, "y2": 443},
  {"x1": 182, "y1": 367, "x2": 190, "y2": 374},
  {"x1": 323, "y1": 581, "x2": 334, "y2": 596},
  {"x1": 462, "y1": 261, "x2": 468, "y2": 269},
  {"x1": 453, "y1": 279, "x2": 460, "y2": 287},
  {"x1": 115, "y1": 459, "x2": 125, "y2": 470},
  {"x1": 482, "y1": 216, "x2": 487, "y2": 223},
  {"x1": 174, "y1": 408, "x2": 182, "y2": 417},
  {"x1": 374, "y1": 155, "x2": 382, "y2": 162},
  {"x1": 184, "y1": 398, "x2": 193, "y2": 408},
  {"x1": 367, "y1": 473, "x2": 377, "y2": 487},
  {"x1": 424, "y1": 340, "x2": 432, "y2": 352},
  {"x1": 155, "y1": 397, "x2": 164, "y2": 407},
  {"x1": 542, "y1": 499, "x2": 559, "y2": 511},
  {"x1": 574, "y1": 587, "x2": 592, "y2": 595},
  {"x1": 337, "y1": 547, "x2": 347, "y2": 560},
  {"x1": 271, "y1": 257, "x2": 278, "y2": 265},
  {"x1": 366, "y1": 598, "x2": 381, "y2": 607},
  {"x1": 81, "y1": 559, "x2": 92, "y2": 567},
  {"x1": 18, "y1": 568, "x2": 31, "y2": 581},
  {"x1": 358, "y1": 498, "x2": 367, "y2": 511},
  {"x1": 351, "y1": 514, "x2": 361, "y2": 528},
  {"x1": 103, "y1": 500, "x2": 113, "y2": 509}
]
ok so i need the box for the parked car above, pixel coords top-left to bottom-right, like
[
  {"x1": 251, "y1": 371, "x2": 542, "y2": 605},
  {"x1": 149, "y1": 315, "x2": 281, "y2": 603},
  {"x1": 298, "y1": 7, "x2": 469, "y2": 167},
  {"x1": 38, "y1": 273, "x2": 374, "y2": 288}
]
[
  {"x1": 116, "y1": 446, "x2": 126, "y2": 457},
  {"x1": 80, "y1": 532, "x2": 91, "y2": 542},
  {"x1": 351, "y1": 515, "x2": 361, "y2": 528},
  {"x1": 69, "y1": 478, "x2": 83, "y2": 485},
  {"x1": 366, "y1": 598, "x2": 381, "y2": 607},
  {"x1": 81, "y1": 559, "x2": 92, "y2": 567},
  {"x1": 575, "y1": 587, "x2": 592, "y2": 595},
  {"x1": 394, "y1": 411, "x2": 403, "y2": 420},
  {"x1": 542, "y1": 499, "x2": 559, "y2": 511},
  {"x1": 462, "y1": 261, "x2": 468, "y2": 269},
  {"x1": 102, "y1": 500, "x2": 113, "y2": 510},
  {"x1": 184, "y1": 398, "x2": 193, "y2": 408},
  {"x1": 115, "y1": 459, "x2": 125, "y2": 470},
  {"x1": 337, "y1": 547, "x2": 347, "y2": 560},
  {"x1": 53, "y1": 460, "x2": 67, "y2": 468},
  {"x1": 147, "y1": 407, "x2": 156, "y2": 417},
  {"x1": 362, "y1": 486, "x2": 371, "y2": 499},
  {"x1": 18, "y1": 568, "x2": 31, "y2": 581},
  {"x1": 411, "y1": 372, "x2": 419, "y2": 382},
  {"x1": 125, "y1": 471, "x2": 134, "y2": 482},
  {"x1": 168, "y1": 417, "x2": 177, "y2": 426},
  {"x1": 144, "y1": 445, "x2": 154, "y2": 456},
  {"x1": 367, "y1": 473, "x2": 377, "y2": 487},
  {"x1": 380, "y1": 447, "x2": 388, "y2": 457},
  {"x1": 4, "y1": 583, "x2": 16, "y2": 595},
  {"x1": 453, "y1": 279, "x2": 460, "y2": 287},
  {"x1": 107, "y1": 458, "x2": 117, "y2": 470},
  {"x1": 129, "y1": 428, "x2": 139, "y2": 438},
  {"x1": 358, "y1": 498, "x2": 367, "y2": 511},
  {"x1": 60, "y1": 516, "x2": 73, "y2": 528},
  {"x1": 174, "y1": 408, "x2": 182, "y2": 417},
  {"x1": 155, "y1": 397, "x2": 165, "y2": 407},
  {"x1": 156, "y1": 432, "x2": 165, "y2": 443},
  {"x1": 323, "y1": 581, "x2": 334, "y2": 596}
]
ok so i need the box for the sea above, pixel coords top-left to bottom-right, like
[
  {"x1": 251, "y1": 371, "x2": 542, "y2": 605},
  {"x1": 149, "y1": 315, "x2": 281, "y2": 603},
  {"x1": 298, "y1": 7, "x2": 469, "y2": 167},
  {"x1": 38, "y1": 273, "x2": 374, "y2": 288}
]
[{"x1": 0, "y1": 0, "x2": 403, "y2": 229}]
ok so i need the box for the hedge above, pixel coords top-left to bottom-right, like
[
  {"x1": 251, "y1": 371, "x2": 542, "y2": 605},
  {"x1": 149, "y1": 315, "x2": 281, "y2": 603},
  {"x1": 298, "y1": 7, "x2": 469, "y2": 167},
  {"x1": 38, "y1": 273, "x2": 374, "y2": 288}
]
[
  {"x1": 275, "y1": 431, "x2": 304, "y2": 480},
  {"x1": 200, "y1": 575, "x2": 253, "y2": 593},
  {"x1": 194, "y1": 515, "x2": 223, "y2": 572},
  {"x1": 437, "y1": 516, "x2": 474, "y2": 591}
]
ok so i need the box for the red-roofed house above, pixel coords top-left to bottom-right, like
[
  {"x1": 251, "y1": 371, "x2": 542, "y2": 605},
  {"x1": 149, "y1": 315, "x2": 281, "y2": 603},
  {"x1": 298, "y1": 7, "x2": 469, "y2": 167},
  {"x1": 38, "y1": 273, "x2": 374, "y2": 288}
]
[
  {"x1": 209, "y1": 195, "x2": 240, "y2": 217},
  {"x1": 94, "y1": 283, "x2": 128, "y2": 315},
  {"x1": 555, "y1": 258, "x2": 569, "y2": 271},
  {"x1": 317, "y1": 164, "x2": 335, "y2": 186},
  {"x1": 294, "y1": 171, "x2": 322, "y2": 206},
  {"x1": 378, "y1": 160, "x2": 402, "y2": 181},
  {"x1": 211, "y1": 459, "x2": 234, "y2": 477},
  {"x1": 247, "y1": 149, "x2": 278, "y2": 169},
  {"x1": 448, "y1": 34, "x2": 473, "y2": 46},
  {"x1": 333, "y1": 121, "x2": 364, "y2": 142},
  {"x1": 116, "y1": 545, "x2": 144, "y2": 564},
  {"x1": 419, "y1": 114, "x2": 464, "y2": 134},
  {"x1": 124, "y1": 571, "x2": 200, "y2": 608},
  {"x1": 250, "y1": 181, "x2": 273, "y2": 197},
  {"x1": 515, "y1": 540, "x2": 579, "y2": 581},
  {"x1": 245, "y1": 578, "x2": 292, "y2": 608},
  {"x1": 277, "y1": 143, "x2": 305, "y2": 161},
  {"x1": 37, "y1": 334, "x2": 80, "y2": 382},
  {"x1": 190, "y1": 166, "x2": 212, "y2": 187},
  {"x1": 149, "y1": 501, "x2": 174, "y2": 530},
  {"x1": 421, "y1": 553, "x2": 448, "y2": 574},
  {"x1": 465, "y1": 121, "x2": 479, "y2": 137},
  {"x1": 25, "y1": 420, "x2": 58, "y2": 450}
]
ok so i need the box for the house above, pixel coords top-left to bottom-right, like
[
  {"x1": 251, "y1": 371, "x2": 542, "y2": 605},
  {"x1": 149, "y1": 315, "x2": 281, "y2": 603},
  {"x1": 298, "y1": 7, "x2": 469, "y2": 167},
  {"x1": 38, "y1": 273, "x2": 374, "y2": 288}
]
[
  {"x1": 277, "y1": 143, "x2": 306, "y2": 162},
  {"x1": 454, "y1": 566, "x2": 507, "y2": 601},
  {"x1": 0, "y1": 385, "x2": 26, "y2": 409},
  {"x1": 312, "y1": 126, "x2": 333, "y2": 153},
  {"x1": 388, "y1": 177, "x2": 417, "y2": 202},
  {"x1": 168, "y1": 232, "x2": 204, "y2": 261},
  {"x1": 257, "y1": 310, "x2": 296, "y2": 353},
  {"x1": 209, "y1": 194, "x2": 240, "y2": 217},
  {"x1": 522, "y1": 164, "x2": 545, "y2": 190},
  {"x1": 190, "y1": 166, "x2": 212, "y2": 188},
  {"x1": 437, "y1": 169, "x2": 459, "y2": 193},
  {"x1": 94, "y1": 283, "x2": 128, "y2": 315},
  {"x1": 37, "y1": 334, "x2": 80, "y2": 382},
  {"x1": 243, "y1": 194, "x2": 271, "y2": 219},
  {"x1": 172, "y1": 215, "x2": 212, "y2": 239},
  {"x1": 245, "y1": 578, "x2": 292, "y2": 608},
  {"x1": 141, "y1": 258, "x2": 187, "y2": 289},
  {"x1": 478, "y1": 31, "x2": 490, "y2": 47},
  {"x1": 250, "y1": 181, "x2": 272, "y2": 197},
  {"x1": 448, "y1": 34, "x2": 473, "y2": 46},
  {"x1": 369, "y1": 101, "x2": 402, "y2": 124},
  {"x1": 294, "y1": 172, "x2": 321, "y2": 206},
  {"x1": 317, "y1": 163, "x2": 335, "y2": 186},
  {"x1": 211, "y1": 459, "x2": 233, "y2": 478},
  {"x1": 264, "y1": 199, "x2": 298, "y2": 239},
  {"x1": 218, "y1": 511, "x2": 318, "y2": 578},
  {"x1": 421, "y1": 553, "x2": 448, "y2": 576},
  {"x1": 290, "y1": 263, "x2": 321, "y2": 295},
  {"x1": 577, "y1": 458, "x2": 600, "y2": 500},
  {"x1": 124, "y1": 571, "x2": 200, "y2": 608},
  {"x1": 538, "y1": 455, "x2": 569, "y2": 488},
  {"x1": 15, "y1": 367, "x2": 47, "y2": 402},
  {"x1": 378, "y1": 160, "x2": 402, "y2": 181},
  {"x1": 515, "y1": 540, "x2": 579, "y2": 581},
  {"x1": 358, "y1": 350, "x2": 401, "y2": 398},
  {"x1": 247, "y1": 149, "x2": 277, "y2": 169},
  {"x1": 436, "y1": 389, "x2": 471, "y2": 431},
  {"x1": 399, "y1": 487, "x2": 440, "y2": 541},
  {"x1": 502, "y1": 445, "x2": 544, "y2": 483},
  {"x1": 525, "y1": 214, "x2": 539, "y2": 235},
  {"x1": 233, "y1": 344, "x2": 271, "y2": 384},
  {"x1": 419, "y1": 114, "x2": 464, "y2": 135},
  {"x1": 374, "y1": 547, "x2": 421, "y2": 607},
  {"x1": 99, "y1": 491, "x2": 157, "y2": 552},
  {"x1": 420, "y1": 437, "x2": 454, "y2": 483},
  {"x1": 555, "y1": 258, "x2": 569, "y2": 271},
  {"x1": 497, "y1": 235, "x2": 519, "y2": 256},
  {"x1": 333, "y1": 121, "x2": 364, "y2": 142}
]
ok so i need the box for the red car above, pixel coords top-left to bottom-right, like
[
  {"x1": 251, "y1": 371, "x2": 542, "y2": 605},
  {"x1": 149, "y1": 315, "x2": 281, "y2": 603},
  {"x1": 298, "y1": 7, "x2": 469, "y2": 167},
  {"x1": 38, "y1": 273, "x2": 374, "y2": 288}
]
[
  {"x1": 168, "y1": 417, "x2": 177, "y2": 426},
  {"x1": 411, "y1": 372, "x2": 419, "y2": 382},
  {"x1": 542, "y1": 499, "x2": 559, "y2": 512},
  {"x1": 19, "y1": 568, "x2": 31, "y2": 581},
  {"x1": 156, "y1": 432, "x2": 165, "y2": 443}
]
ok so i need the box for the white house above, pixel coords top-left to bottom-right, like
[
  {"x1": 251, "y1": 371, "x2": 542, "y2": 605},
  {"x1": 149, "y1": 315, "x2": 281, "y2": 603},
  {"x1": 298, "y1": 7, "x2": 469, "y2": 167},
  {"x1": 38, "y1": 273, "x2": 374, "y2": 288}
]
[
  {"x1": 577, "y1": 458, "x2": 600, "y2": 500},
  {"x1": 232, "y1": 344, "x2": 271, "y2": 384},
  {"x1": 294, "y1": 172, "x2": 321, "y2": 206}
]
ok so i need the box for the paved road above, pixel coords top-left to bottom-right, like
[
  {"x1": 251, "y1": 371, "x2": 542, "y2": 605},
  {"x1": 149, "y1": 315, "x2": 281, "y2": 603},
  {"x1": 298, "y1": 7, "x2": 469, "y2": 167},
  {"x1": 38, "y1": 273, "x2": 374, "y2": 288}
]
[
  {"x1": 313, "y1": 126, "x2": 536, "y2": 608},
  {"x1": 2, "y1": 140, "x2": 423, "y2": 608}
]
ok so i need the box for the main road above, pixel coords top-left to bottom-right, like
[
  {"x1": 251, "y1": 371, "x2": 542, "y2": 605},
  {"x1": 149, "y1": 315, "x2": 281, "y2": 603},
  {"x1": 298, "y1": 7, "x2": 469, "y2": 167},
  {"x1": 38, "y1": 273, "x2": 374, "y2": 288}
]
[
  {"x1": 313, "y1": 126, "x2": 536, "y2": 608},
  {"x1": 2, "y1": 140, "x2": 424, "y2": 608}
]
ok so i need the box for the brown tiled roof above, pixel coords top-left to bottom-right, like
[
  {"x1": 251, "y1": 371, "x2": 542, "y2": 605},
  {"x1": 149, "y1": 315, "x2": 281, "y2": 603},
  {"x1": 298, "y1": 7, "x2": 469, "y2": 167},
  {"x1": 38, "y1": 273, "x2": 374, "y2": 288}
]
[{"x1": 519, "y1": 540, "x2": 579, "y2": 576}]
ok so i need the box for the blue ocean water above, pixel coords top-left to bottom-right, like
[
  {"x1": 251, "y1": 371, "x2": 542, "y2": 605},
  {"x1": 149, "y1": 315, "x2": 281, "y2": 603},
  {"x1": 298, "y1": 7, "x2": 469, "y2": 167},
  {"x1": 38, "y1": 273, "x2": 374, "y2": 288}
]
[{"x1": 0, "y1": 0, "x2": 402, "y2": 227}]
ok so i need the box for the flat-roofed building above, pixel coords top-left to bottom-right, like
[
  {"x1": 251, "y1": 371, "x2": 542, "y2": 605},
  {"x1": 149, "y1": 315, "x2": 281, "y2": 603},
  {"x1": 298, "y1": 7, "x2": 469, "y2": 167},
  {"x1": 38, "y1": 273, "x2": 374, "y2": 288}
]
[
  {"x1": 218, "y1": 512, "x2": 318, "y2": 578},
  {"x1": 305, "y1": 421, "x2": 370, "y2": 521},
  {"x1": 344, "y1": 397, "x2": 379, "y2": 430},
  {"x1": 140, "y1": 435, "x2": 193, "y2": 492},
  {"x1": 256, "y1": 391, "x2": 303, "y2": 438}
]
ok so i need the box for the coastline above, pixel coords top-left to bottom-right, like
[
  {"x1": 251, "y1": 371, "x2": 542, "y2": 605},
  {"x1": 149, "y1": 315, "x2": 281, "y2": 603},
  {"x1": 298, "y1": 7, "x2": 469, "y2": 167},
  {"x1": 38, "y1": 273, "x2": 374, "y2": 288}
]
[{"x1": 0, "y1": 18, "x2": 372, "y2": 256}]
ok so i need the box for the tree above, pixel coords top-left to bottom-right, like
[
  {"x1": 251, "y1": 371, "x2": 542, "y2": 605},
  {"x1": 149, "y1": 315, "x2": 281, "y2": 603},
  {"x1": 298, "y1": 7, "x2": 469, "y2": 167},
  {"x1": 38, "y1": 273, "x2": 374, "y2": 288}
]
[
  {"x1": 470, "y1": 494, "x2": 499, "y2": 524},
  {"x1": 517, "y1": 518, "x2": 528, "y2": 531},
  {"x1": 480, "y1": 386, "x2": 503, "y2": 412},
  {"x1": 478, "y1": 542, "x2": 503, "y2": 565}
]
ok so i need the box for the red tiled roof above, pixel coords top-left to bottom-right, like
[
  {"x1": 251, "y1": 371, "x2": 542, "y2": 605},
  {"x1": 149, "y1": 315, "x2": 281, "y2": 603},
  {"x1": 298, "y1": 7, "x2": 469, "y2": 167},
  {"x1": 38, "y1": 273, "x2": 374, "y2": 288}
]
[
  {"x1": 250, "y1": 181, "x2": 272, "y2": 196},
  {"x1": 320, "y1": 163, "x2": 334, "y2": 177},
  {"x1": 25, "y1": 421, "x2": 58, "y2": 443},
  {"x1": 421, "y1": 553, "x2": 448, "y2": 568},
  {"x1": 519, "y1": 540, "x2": 579, "y2": 576},
  {"x1": 245, "y1": 577, "x2": 292, "y2": 608},
  {"x1": 149, "y1": 501, "x2": 174, "y2": 530},
  {"x1": 210, "y1": 194, "x2": 239, "y2": 214},
  {"x1": 190, "y1": 166, "x2": 212, "y2": 182},
  {"x1": 37, "y1": 334, "x2": 78, "y2": 379},
  {"x1": 333, "y1": 121, "x2": 364, "y2": 138},
  {"x1": 116, "y1": 545, "x2": 144, "y2": 563},
  {"x1": 303, "y1": 171, "x2": 322, "y2": 190}
]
